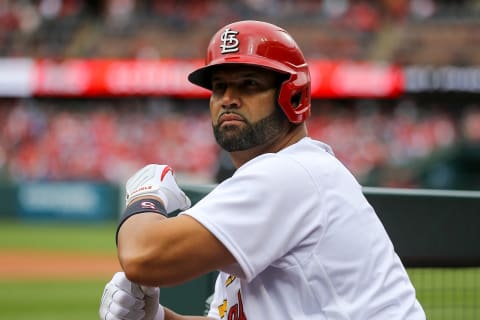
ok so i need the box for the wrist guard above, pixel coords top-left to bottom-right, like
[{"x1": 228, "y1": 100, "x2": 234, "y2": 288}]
[{"x1": 116, "y1": 198, "x2": 167, "y2": 245}]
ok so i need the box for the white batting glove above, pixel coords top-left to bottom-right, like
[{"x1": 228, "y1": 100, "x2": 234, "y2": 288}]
[
  {"x1": 125, "y1": 164, "x2": 191, "y2": 214},
  {"x1": 99, "y1": 272, "x2": 165, "y2": 320}
]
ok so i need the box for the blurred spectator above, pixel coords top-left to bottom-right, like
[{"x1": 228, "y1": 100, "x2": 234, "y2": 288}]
[{"x1": 414, "y1": 106, "x2": 480, "y2": 189}]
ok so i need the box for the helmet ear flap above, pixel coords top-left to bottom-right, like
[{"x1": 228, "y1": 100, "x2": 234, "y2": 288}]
[{"x1": 277, "y1": 74, "x2": 311, "y2": 124}]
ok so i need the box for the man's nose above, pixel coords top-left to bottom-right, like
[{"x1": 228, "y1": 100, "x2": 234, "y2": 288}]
[{"x1": 221, "y1": 86, "x2": 241, "y2": 109}]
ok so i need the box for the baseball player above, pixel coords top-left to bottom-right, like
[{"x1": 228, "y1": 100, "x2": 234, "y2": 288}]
[{"x1": 99, "y1": 20, "x2": 426, "y2": 319}]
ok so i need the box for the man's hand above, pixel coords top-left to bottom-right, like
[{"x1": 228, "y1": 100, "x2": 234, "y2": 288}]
[
  {"x1": 99, "y1": 272, "x2": 164, "y2": 320},
  {"x1": 126, "y1": 164, "x2": 191, "y2": 213}
]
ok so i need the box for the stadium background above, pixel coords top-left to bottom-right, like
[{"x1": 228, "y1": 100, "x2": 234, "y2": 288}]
[{"x1": 0, "y1": 0, "x2": 479, "y2": 319}]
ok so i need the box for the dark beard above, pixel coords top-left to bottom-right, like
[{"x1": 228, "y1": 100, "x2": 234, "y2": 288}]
[{"x1": 213, "y1": 108, "x2": 287, "y2": 152}]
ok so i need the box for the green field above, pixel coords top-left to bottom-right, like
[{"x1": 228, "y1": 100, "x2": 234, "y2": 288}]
[
  {"x1": 0, "y1": 220, "x2": 117, "y2": 253},
  {"x1": 0, "y1": 220, "x2": 479, "y2": 319},
  {"x1": 0, "y1": 220, "x2": 117, "y2": 319},
  {"x1": 0, "y1": 279, "x2": 106, "y2": 320},
  {"x1": 408, "y1": 268, "x2": 480, "y2": 319}
]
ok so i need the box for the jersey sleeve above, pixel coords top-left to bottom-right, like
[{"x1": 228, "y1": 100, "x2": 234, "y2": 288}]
[{"x1": 181, "y1": 153, "x2": 323, "y2": 282}]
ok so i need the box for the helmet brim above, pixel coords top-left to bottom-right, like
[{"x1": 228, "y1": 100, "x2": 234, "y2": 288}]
[{"x1": 188, "y1": 55, "x2": 294, "y2": 90}]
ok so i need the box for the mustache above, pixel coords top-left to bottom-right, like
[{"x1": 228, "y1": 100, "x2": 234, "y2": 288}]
[{"x1": 216, "y1": 111, "x2": 247, "y2": 124}]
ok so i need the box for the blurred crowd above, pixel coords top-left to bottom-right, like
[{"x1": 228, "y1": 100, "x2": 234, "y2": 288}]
[
  {"x1": 0, "y1": 98, "x2": 219, "y2": 184},
  {"x1": 1, "y1": 97, "x2": 479, "y2": 189},
  {"x1": 1, "y1": 0, "x2": 479, "y2": 64},
  {"x1": 308, "y1": 99, "x2": 480, "y2": 189}
]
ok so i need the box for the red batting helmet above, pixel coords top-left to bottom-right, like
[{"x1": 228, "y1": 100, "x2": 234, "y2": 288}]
[{"x1": 188, "y1": 20, "x2": 311, "y2": 124}]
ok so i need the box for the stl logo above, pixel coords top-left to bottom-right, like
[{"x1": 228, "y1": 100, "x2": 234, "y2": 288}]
[{"x1": 220, "y1": 28, "x2": 239, "y2": 54}]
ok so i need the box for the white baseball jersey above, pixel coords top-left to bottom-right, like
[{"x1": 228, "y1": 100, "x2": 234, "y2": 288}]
[{"x1": 182, "y1": 137, "x2": 425, "y2": 319}]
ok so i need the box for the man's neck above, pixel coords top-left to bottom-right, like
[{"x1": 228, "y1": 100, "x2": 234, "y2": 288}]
[{"x1": 228, "y1": 124, "x2": 308, "y2": 168}]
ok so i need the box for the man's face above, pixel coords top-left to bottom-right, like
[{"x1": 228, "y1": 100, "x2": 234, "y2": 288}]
[{"x1": 209, "y1": 65, "x2": 287, "y2": 152}]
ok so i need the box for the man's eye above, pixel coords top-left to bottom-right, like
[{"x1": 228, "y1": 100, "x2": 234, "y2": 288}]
[
  {"x1": 212, "y1": 83, "x2": 226, "y2": 91},
  {"x1": 245, "y1": 80, "x2": 258, "y2": 87}
]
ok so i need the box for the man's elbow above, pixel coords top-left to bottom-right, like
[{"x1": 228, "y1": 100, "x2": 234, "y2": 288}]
[
  {"x1": 119, "y1": 252, "x2": 153, "y2": 285},
  {"x1": 118, "y1": 249, "x2": 189, "y2": 287}
]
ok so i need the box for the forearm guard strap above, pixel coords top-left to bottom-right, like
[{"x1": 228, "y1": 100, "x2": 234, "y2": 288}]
[{"x1": 116, "y1": 198, "x2": 167, "y2": 245}]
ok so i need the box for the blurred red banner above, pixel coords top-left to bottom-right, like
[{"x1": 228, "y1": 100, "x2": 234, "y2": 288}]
[{"x1": 1, "y1": 58, "x2": 405, "y2": 98}]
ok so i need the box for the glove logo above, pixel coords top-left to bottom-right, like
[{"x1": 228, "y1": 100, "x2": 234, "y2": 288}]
[
  {"x1": 220, "y1": 28, "x2": 239, "y2": 54},
  {"x1": 160, "y1": 166, "x2": 174, "y2": 181},
  {"x1": 129, "y1": 185, "x2": 153, "y2": 197}
]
